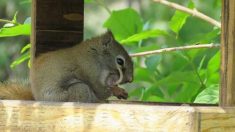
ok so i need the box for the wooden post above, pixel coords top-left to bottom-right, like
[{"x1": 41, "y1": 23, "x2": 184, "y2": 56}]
[
  {"x1": 220, "y1": 0, "x2": 235, "y2": 106},
  {"x1": 31, "y1": 0, "x2": 84, "y2": 57}
]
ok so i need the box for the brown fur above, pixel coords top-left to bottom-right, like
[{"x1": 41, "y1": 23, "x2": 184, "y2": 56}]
[
  {"x1": 30, "y1": 31, "x2": 133, "y2": 102},
  {"x1": 0, "y1": 81, "x2": 33, "y2": 100},
  {"x1": 0, "y1": 31, "x2": 133, "y2": 102}
]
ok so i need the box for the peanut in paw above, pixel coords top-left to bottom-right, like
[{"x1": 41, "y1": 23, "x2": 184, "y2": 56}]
[{"x1": 111, "y1": 86, "x2": 128, "y2": 100}]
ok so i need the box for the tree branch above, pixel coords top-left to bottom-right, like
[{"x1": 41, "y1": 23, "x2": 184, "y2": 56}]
[
  {"x1": 130, "y1": 44, "x2": 220, "y2": 57},
  {"x1": 0, "y1": 19, "x2": 19, "y2": 25},
  {"x1": 153, "y1": 0, "x2": 221, "y2": 28}
]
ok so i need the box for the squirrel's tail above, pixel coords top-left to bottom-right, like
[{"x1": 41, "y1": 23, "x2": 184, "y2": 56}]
[{"x1": 0, "y1": 81, "x2": 34, "y2": 100}]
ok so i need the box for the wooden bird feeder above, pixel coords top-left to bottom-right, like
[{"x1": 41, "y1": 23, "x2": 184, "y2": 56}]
[{"x1": 0, "y1": 0, "x2": 235, "y2": 131}]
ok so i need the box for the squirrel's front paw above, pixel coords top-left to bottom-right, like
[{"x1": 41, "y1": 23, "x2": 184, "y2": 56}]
[{"x1": 111, "y1": 86, "x2": 128, "y2": 100}]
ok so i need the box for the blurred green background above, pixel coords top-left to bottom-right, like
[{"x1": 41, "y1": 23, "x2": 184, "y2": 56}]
[{"x1": 0, "y1": 0, "x2": 221, "y2": 103}]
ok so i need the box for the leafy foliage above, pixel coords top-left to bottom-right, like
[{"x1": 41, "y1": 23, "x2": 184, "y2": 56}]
[
  {"x1": 1, "y1": 0, "x2": 221, "y2": 104},
  {"x1": 0, "y1": 24, "x2": 30, "y2": 37},
  {"x1": 0, "y1": 12, "x2": 31, "y2": 68},
  {"x1": 169, "y1": 0, "x2": 194, "y2": 36},
  {"x1": 103, "y1": 8, "x2": 144, "y2": 41},
  {"x1": 101, "y1": 0, "x2": 220, "y2": 104}
]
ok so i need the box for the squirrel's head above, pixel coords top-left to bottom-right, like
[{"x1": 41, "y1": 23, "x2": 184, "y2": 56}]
[{"x1": 97, "y1": 31, "x2": 134, "y2": 87}]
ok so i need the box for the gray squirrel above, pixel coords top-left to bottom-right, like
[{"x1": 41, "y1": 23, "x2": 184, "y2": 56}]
[{"x1": 0, "y1": 31, "x2": 133, "y2": 102}]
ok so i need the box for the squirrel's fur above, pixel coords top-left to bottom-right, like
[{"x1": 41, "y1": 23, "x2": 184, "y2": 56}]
[
  {"x1": 0, "y1": 31, "x2": 133, "y2": 102},
  {"x1": 0, "y1": 81, "x2": 33, "y2": 100}
]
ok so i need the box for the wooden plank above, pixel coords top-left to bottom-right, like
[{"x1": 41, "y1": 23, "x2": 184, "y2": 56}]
[
  {"x1": 220, "y1": 0, "x2": 235, "y2": 106},
  {"x1": 0, "y1": 100, "x2": 198, "y2": 132},
  {"x1": 32, "y1": 0, "x2": 84, "y2": 57},
  {"x1": 1, "y1": 101, "x2": 235, "y2": 131},
  {"x1": 196, "y1": 107, "x2": 235, "y2": 131},
  {"x1": 36, "y1": 0, "x2": 83, "y2": 31},
  {"x1": 35, "y1": 30, "x2": 83, "y2": 55}
]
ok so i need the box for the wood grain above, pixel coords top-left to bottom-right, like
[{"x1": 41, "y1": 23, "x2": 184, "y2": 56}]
[
  {"x1": 0, "y1": 100, "x2": 198, "y2": 132},
  {"x1": 1, "y1": 101, "x2": 235, "y2": 131},
  {"x1": 196, "y1": 107, "x2": 235, "y2": 131},
  {"x1": 32, "y1": 0, "x2": 84, "y2": 57},
  {"x1": 220, "y1": 0, "x2": 235, "y2": 106}
]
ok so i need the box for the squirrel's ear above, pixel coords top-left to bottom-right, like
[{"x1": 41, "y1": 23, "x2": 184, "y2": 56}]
[
  {"x1": 106, "y1": 30, "x2": 115, "y2": 39},
  {"x1": 102, "y1": 30, "x2": 114, "y2": 47}
]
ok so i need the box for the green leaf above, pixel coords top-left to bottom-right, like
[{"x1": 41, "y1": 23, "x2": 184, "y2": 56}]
[
  {"x1": 121, "y1": 29, "x2": 167, "y2": 44},
  {"x1": 145, "y1": 55, "x2": 162, "y2": 71},
  {"x1": 129, "y1": 87, "x2": 144, "y2": 100},
  {"x1": 169, "y1": 1, "x2": 194, "y2": 35},
  {"x1": 24, "y1": 17, "x2": 31, "y2": 24},
  {"x1": 10, "y1": 52, "x2": 30, "y2": 68},
  {"x1": 143, "y1": 95, "x2": 165, "y2": 102},
  {"x1": 189, "y1": 28, "x2": 221, "y2": 44},
  {"x1": 130, "y1": 45, "x2": 159, "y2": 53},
  {"x1": 157, "y1": 71, "x2": 200, "y2": 86},
  {"x1": 103, "y1": 8, "x2": 143, "y2": 42},
  {"x1": 194, "y1": 84, "x2": 219, "y2": 104},
  {"x1": 134, "y1": 67, "x2": 154, "y2": 82},
  {"x1": 207, "y1": 51, "x2": 220, "y2": 75},
  {"x1": 21, "y1": 44, "x2": 31, "y2": 53},
  {"x1": 141, "y1": 84, "x2": 164, "y2": 101},
  {"x1": 20, "y1": 0, "x2": 31, "y2": 4},
  {"x1": 85, "y1": 0, "x2": 93, "y2": 3},
  {"x1": 12, "y1": 11, "x2": 18, "y2": 24},
  {"x1": 197, "y1": 55, "x2": 207, "y2": 71},
  {"x1": 206, "y1": 51, "x2": 220, "y2": 85},
  {"x1": 0, "y1": 24, "x2": 31, "y2": 37}
]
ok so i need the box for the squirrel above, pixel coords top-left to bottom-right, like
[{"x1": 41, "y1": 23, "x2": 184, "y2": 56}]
[{"x1": 0, "y1": 31, "x2": 133, "y2": 102}]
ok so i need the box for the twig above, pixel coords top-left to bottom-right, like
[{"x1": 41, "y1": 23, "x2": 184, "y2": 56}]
[
  {"x1": 153, "y1": 0, "x2": 221, "y2": 28},
  {"x1": 0, "y1": 19, "x2": 19, "y2": 25},
  {"x1": 130, "y1": 44, "x2": 220, "y2": 57}
]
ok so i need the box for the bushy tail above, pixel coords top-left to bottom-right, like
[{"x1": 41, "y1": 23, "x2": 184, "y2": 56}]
[{"x1": 0, "y1": 81, "x2": 34, "y2": 100}]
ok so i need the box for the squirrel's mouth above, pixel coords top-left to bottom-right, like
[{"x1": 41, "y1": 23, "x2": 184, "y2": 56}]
[{"x1": 105, "y1": 72, "x2": 120, "y2": 87}]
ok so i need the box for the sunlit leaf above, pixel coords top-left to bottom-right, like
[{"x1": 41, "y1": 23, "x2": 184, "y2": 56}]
[
  {"x1": 194, "y1": 84, "x2": 219, "y2": 104},
  {"x1": 206, "y1": 51, "x2": 220, "y2": 85},
  {"x1": 103, "y1": 8, "x2": 143, "y2": 41},
  {"x1": 21, "y1": 44, "x2": 31, "y2": 53},
  {"x1": 10, "y1": 52, "x2": 30, "y2": 68},
  {"x1": 207, "y1": 51, "x2": 220, "y2": 74},
  {"x1": 121, "y1": 29, "x2": 167, "y2": 44},
  {"x1": 85, "y1": 0, "x2": 93, "y2": 3},
  {"x1": 169, "y1": 0, "x2": 194, "y2": 36},
  {"x1": 0, "y1": 24, "x2": 31, "y2": 37},
  {"x1": 12, "y1": 11, "x2": 18, "y2": 24},
  {"x1": 3, "y1": 23, "x2": 15, "y2": 28}
]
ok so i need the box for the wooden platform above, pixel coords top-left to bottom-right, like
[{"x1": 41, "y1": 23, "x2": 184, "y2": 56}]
[{"x1": 0, "y1": 100, "x2": 234, "y2": 132}]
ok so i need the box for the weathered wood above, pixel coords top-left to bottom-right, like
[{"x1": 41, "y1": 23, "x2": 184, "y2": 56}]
[
  {"x1": 32, "y1": 0, "x2": 84, "y2": 57},
  {"x1": 220, "y1": 0, "x2": 235, "y2": 106},
  {"x1": 1, "y1": 101, "x2": 235, "y2": 132},
  {"x1": 196, "y1": 107, "x2": 235, "y2": 131},
  {"x1": 0, "y1": 100, "x2": 198, "y2": 132}
]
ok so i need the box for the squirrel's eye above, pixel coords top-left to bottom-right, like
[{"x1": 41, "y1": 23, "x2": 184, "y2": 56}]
[{"x1": 116, "y1": 57, "x2": 125, "y2": 66}]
